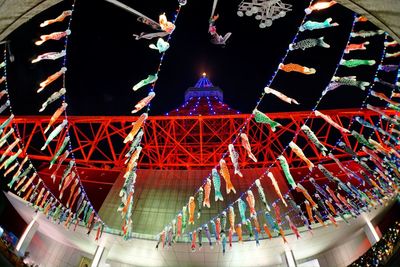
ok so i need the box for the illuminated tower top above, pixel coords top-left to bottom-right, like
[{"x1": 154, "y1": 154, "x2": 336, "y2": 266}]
[
  {"x1": 184, "y1": 72, "x2": 224, "y2": 102},
  {"x1": 167, "y1": 73, "x2": 240, "y2": 116}
]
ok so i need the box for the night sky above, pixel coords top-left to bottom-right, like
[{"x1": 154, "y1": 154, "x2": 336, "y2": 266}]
[{"x1": 4, "y1": 0, "x2": 385, "y2": 117}]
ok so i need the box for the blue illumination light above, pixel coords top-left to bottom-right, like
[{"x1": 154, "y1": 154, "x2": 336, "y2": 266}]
[
  {"x1": 169, "y1": 86, "x2": 239, "y2": 116},
  {"x1": 195, "y1": 75, "x2": 214, "y2": 88}
]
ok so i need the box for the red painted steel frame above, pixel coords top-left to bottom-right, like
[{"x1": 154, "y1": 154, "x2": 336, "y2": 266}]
[{"x1": 0, "y1": 108, "x2": 396, "y2": 170}]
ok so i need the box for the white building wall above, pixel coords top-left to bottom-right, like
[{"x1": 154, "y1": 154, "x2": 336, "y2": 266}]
[
  {"x1": 25, "y1": 232, "x2": 94, "y2": 267},
  {"x1": 296, "y1": 229, "x2": 371, "y2": 267},
  {"x1": 23, "y1": 228, "x2": 373, "y2": 267}
]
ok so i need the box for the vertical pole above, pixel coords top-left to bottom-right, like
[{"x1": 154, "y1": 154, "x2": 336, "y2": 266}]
[
  {"x1": 91, "y1": 246, "x2": 109, "y2": 267},
  {"x1": 364, "y1": 217, "x2": 380, "y2": 246},
  {"x1": 16, "y1": 218, "x2": 39, "y2": 256},
  {"x1": 284, "y1": 249, "x2": 297, "y2": 267},
  {"x1": 91, "y1": 246, "x2": 104, "y2": 267}
]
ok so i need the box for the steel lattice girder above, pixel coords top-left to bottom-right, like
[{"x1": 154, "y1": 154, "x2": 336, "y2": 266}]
[{"x1": 0, "y1": 108, "x2": 397, "y2": 171}]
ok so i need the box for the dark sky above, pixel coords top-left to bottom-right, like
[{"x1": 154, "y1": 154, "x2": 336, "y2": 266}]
[{"x1": 5, "y1": 0, "x2": 384, "y2": 116}]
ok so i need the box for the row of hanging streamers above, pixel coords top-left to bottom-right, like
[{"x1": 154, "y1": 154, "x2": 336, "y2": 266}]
[
  {"x1": 113, "y1": 0, "x2": 187, "y2": 239},
  {"x1": 28, "y1": 0, "x2": 106, "y2": 239},
  {"x1": 156, "y1": 1, "x2": 399, "y2": 252},
  {"x1": 0, "y1": 45, "x2": 105, "y2": 240},
  {"x1": 157, "y1": 0, "x2": 341, "y2": 246}
]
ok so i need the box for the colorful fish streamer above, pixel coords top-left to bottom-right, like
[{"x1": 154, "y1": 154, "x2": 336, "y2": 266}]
[
  {"x1": 238, "y1": 199, "x2": 247, "y2": 224},
  {"x1": 255, "y1": 179, "x2": 271, "y2": 211},
  {"x1": 149, "y1": 38, "x2": 170, "y2": 53},
  {"x1": 32, "y1": 50, "x2": 66, "y2": 63},
  {"x1": 159, "y1": 13, "x2": 175, "y2": 33},
  {"x1": 0, "y1": 138, "x2": 20, "y2": 163},
  {"x1": 39, "y1": 88, "x2": 66, "y2": 112},
  {"x1": 267, "y1": 172, "x2": 287, "y2": 207},
  {"x1": 44, "y1": 103, "x2": 68, "y2": 134},
  {"x1": 300, "y1": 18, "x2": 339, "y2": 32},
  {"x1": 212, "y1": 168, "x2": 224, "y2": 201},
  {"x1": 301, "y1": 125, "x2": 328, "y2": 156},
  {"x1": 309, "y1": 177, "x2": 329, "y2": 200},
  {"x1": 384, "y1": 40, "x2": 398, "y2": 47},
  {"x1": 35, "y1": 30, "x2": 71, "y2": 46},
  {"x1": 188, "y1": 196, "x2": 196, "y2": 225},
  {"x1": 203, "y1": 224, "x2": 212, "y2": 247},
  {"x1": 246, "y1": 190, "x2": 256, "y2": 216},
  {"x1": 253, "y1": 109, "x2": 281, "y2": 131},
  {"x1": 289, "y1": 141, "x2": 314, "y2": 170},
  {"x1": 221, "y1": 230, "x2": 227, "y2": 254},
  {"x1": 203, "y1": 178, "x2": 211, "y2": 208},
  {"x1": 0, "y1": 128, "x2": 14, "y2": 149},
  {"x1": 49, "y1": 136, "x2": 70, "y2": 169},
  {"x1": 216, "y1": 217, "x2": 221, "y2": 241},
  {"x1": 208, "y1": 15, "x2": 232, "y2": 46},
  {"x1": 226, "y1": 145, "x2": 243, "y2": 177},
  {"x1": 197, "y1": 188, "x2": 203, "y2": 219},
  {"x1": 286, "y1": 215, "x2": 301, "y2": 239},
  {"x1": 132, "y1": 75, "x2": 158, "y2": 91},
  {"x1": 305, "y1": 1, "x2": 337, "y2": 14},
  {"x1": 289, "y1": 37, "x2": 330, "y2": 51},
  {"x1": 296, "y1": 183, "x2": 318, "y2": 208},
  {"x1": 371, "y1": 90, "x2": 400, "y2": 107},
  {"x1": 132, "y1": 92, "x2": 155, "y2": 113},
  {"x1": 240, "y1": 133, "x2": 257, "y2": 162},
  {"x1": 277, "y1": 155, "x2": 297, "y2": 189},
  {"x1": 340, "y1": 59, "x2": 376, "y2": 68},
  {"x1": 123, "y1": 113, "x2": 148, "y2": 143},
  {"x1": 345, "y1": 41, "x2": 369, "y2": 53},
  {"x1": 314, "y1": 110, "x2": 350, "y2": 133},
  {"x1": 272, "y1": 203, "x2": 282, "y2": 224},
  {"x1": 245, "y1": 219, "x2": 253, "y2": 238},
  {"x1": 264, "y1": 87, "x2": 299, "y2": 105},
  {"x1": 40, "y1": 10, "x2": 72, "y2": 27},
  {"x1": 279, "y1": 63, "x2": 316, "y2": 75},
  {"x1": 351, "y1": 30, "x2": 384, "y2": 38},
  {"x1": 323, "y1": 76, "x2": 370, "y2": 95},
  {"x1": 228, "y1": 206, "x2": 235, "y2": 232}
]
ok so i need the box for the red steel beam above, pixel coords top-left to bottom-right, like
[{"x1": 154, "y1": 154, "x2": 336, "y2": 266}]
[{"x1": 0, "y1": 108, "x2": 396, "y2": 171}]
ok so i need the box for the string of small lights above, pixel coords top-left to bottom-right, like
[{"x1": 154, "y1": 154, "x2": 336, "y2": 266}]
[
  {"x1": 275, "y1": 33, "x2": 394, "y2": 225},
  {"x1": 145, "y1": 5, "x2": 183, "y2": 114},
  {"x1": 119, "y1": 0, "x2": 187, "y2": 239},
  {"x1": 158, "y1": 1, "x2": 356, "y2": 237},
  {"x1": 55, "y1": 0, "x2": 105, "y2": 226},
  {"x1": 208, "y1": 32, "x2": 400, "y2": 244},
  {"x1": 199, "y1": 13, "x2": 392, "y2": 231},
  {"x1": 1, "y1": 47, "x2": 85, "y2": 229}
]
